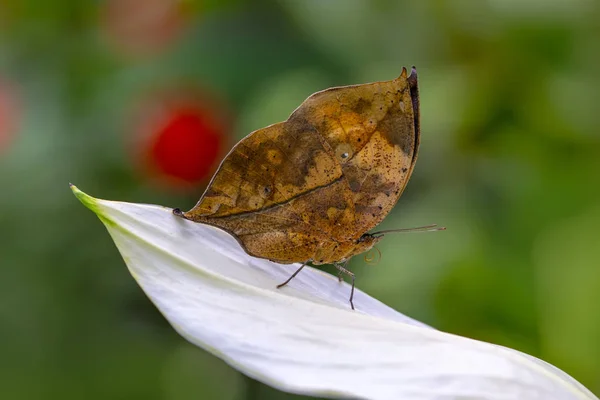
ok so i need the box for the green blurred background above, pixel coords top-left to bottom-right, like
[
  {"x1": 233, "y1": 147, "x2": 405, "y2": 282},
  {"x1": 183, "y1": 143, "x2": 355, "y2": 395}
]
[{"x1": 1, "y1": 0, "x2": 599, "y2": 399}]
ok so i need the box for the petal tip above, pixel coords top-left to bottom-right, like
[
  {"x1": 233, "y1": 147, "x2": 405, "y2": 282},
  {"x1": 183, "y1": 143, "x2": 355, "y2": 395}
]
[{"x1": 70, "y1": 183, "x2": 98, "y2": 212}]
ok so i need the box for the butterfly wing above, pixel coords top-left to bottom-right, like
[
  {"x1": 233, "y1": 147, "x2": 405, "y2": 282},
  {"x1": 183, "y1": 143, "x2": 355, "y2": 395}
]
[{"x1": 182, "y1": 68, "x2": 420, "y2": 262}]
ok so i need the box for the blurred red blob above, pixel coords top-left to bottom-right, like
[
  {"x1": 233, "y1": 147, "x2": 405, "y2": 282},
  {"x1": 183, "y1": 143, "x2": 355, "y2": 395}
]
[
  {"x1": 101, "y1": 0, "x2": 188, "y2": 57},
  {"x1": 149, "y1": 106, "x2": 223, "y2": 183},
  {"x1": 133, "y1": 90, "x2": 230, "y2": 190},
  {"x1": 0, "y1": 80, "x2": 20, "y2": 155}
]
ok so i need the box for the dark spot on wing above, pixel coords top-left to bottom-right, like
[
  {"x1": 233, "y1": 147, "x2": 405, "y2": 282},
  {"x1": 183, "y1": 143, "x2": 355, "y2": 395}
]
[{"x1": 354, "y1": 98, "x2": 371, "y2": 114}]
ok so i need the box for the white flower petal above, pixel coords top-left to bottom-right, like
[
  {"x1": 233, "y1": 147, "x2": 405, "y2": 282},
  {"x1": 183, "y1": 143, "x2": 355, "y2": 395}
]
[{"x1": 72, "y1": 185, "x2": 598, "y2": 400}]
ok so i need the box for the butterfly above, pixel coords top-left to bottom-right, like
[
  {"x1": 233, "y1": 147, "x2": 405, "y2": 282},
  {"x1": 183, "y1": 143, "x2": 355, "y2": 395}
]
[{"x1": 174, "y1": 67, "x2": 443, "y2": 309}]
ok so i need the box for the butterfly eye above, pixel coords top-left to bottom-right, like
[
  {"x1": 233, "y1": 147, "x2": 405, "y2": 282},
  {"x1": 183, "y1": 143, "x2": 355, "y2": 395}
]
[{"x1": 341, "y1": 152, "x2": 349, "y2": 159}]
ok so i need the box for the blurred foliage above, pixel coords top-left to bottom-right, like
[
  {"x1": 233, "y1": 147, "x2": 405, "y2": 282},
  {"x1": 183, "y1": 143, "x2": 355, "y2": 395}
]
[{"x1": 1, "y1": 0, "x2": 599, "y2": 399}]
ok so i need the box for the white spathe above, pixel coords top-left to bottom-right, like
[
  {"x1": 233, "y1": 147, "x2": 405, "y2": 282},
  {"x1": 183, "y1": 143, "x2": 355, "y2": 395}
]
[{"x1": 71, "y1": 185, "x2": 597, "y2": 400}]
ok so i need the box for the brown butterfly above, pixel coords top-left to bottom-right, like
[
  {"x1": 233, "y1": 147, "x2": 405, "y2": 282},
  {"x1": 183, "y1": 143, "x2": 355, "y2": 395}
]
[{"x1": 174, "y1": 67, "x2": 443, "y2": 309}]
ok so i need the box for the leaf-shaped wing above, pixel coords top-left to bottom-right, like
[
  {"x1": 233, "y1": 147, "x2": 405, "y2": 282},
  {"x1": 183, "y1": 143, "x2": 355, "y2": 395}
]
[{"x1": 183, "y1": 68, "x2": 420, "y2": 263}]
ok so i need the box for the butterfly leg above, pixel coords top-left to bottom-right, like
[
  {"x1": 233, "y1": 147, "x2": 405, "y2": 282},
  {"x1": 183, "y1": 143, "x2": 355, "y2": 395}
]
[
  {"x1": 335, "y1": 262, "x2": 356, "y2": 310},
  {"x1": 277, "y1": 262, "x2": 307, "y2": 289}
]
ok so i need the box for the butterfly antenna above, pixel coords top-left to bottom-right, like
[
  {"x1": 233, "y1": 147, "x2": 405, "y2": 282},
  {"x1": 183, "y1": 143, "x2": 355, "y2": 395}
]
[{"x1": 371, "y1": 224, "x2": 446, "y2": 238}]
